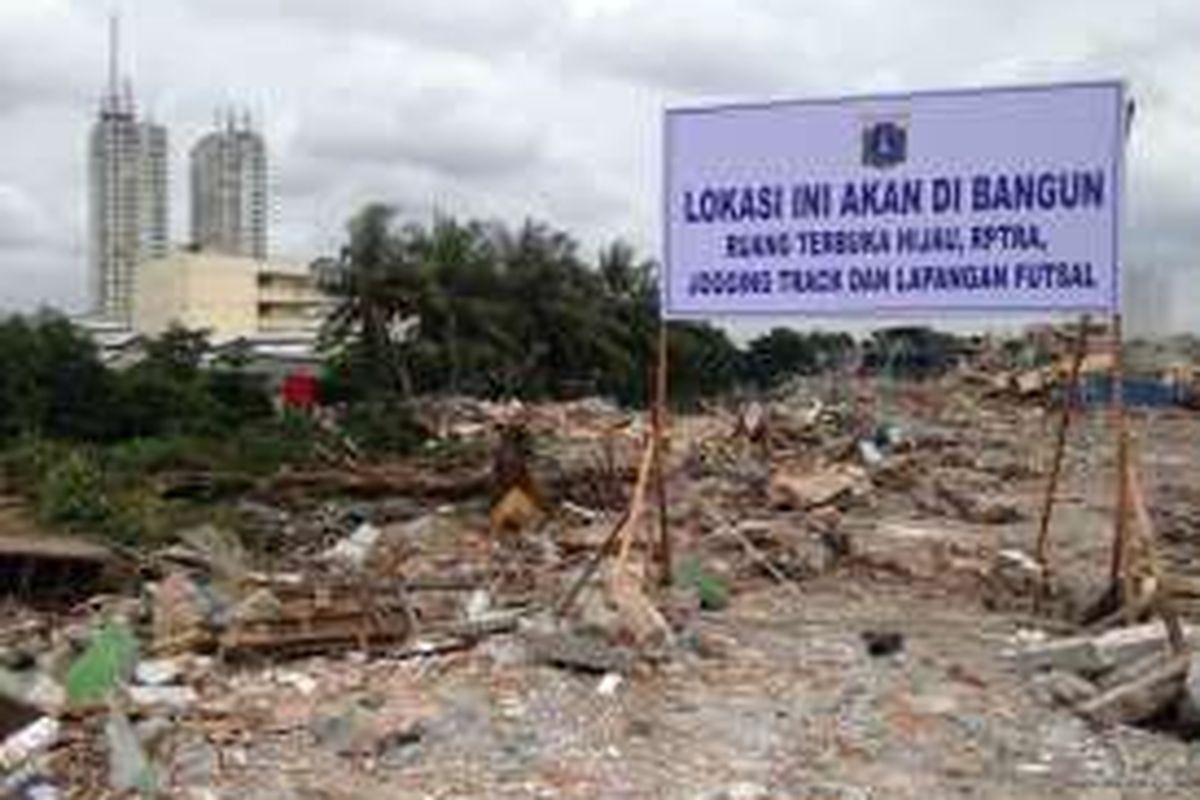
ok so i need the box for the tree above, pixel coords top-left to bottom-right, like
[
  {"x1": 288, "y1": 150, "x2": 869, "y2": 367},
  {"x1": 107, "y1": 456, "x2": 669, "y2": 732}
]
[
  {"x1": 0, "y1": 311, "x2": 116, "y2": 441},
  {"x1": 864, "y1": 326, "x2": 961, "y2": 379},
  {"x1": 406, "y1": 215, "x2": 514, "y2": 395},
  {"x1": 315, "y1": 206, "x2": 747, "y2": 407},
  {"x1": 318, "y1": 204, "x2": 423, "y2": 397},
  {"x1": 743, "y1": 328, "x2": 820, "y2": 389}
]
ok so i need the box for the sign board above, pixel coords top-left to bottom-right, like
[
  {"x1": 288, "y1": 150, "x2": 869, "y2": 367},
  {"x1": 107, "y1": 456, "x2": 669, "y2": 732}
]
[{"x1": 662, "y1": 81, "x2": 1124, "y2": 318}]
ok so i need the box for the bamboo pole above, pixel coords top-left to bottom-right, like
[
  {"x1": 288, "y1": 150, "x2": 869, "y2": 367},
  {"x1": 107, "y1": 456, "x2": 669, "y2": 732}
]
[
  {"x1": 1109, "y1": 314, "x2": 1130, "y2": 594},
  {"x1": 1034, "y1": 316, "x2": 1090, "y2": 607},
  {"x1": 653, "y1": 320, "x2": 672, "y2": 586},
  {"x1": 1125, "y1": 446, "x2": 1188, "y2": 653}
]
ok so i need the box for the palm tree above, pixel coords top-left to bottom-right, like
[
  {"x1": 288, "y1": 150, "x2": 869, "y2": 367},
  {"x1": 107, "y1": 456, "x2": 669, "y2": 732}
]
[
  {"x1": 317, "y1": 204, "x2": 422, "y2": 397},
  {"x1": 407, "y1": 215, "x2": 515, "y2": 395}
]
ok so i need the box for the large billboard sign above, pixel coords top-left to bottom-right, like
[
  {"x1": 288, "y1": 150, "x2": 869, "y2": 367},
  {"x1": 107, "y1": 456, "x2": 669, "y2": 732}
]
[{"x1": 662, "y1": 82, "x2": 1124, "y2": 318}]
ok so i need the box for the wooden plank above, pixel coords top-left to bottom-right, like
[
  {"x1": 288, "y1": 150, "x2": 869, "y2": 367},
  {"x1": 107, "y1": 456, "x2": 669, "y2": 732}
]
[{"x1": 1076, "y1": 652, "x2": 1188, "y2": 727}]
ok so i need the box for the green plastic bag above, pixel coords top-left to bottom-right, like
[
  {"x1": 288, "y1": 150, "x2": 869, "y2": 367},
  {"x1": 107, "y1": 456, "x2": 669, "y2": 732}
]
[{"x1": 66, "y1": 620, "x2": 138, "y2": 707}]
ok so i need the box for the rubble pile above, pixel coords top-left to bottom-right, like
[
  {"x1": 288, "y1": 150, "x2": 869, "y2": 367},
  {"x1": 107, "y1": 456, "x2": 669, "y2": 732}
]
[
  {"x1": 4, "y1": 370, "x2": 1200, "y2": 796},
  {"x1": 1019, "y1": 622, "x2": 1200, "y2": 736}
]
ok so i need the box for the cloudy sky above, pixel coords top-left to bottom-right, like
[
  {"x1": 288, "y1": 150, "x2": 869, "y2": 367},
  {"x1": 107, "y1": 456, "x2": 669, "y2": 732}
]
[{"x1": 0, "y1": 0, "x2": 1197, "y2": 331}]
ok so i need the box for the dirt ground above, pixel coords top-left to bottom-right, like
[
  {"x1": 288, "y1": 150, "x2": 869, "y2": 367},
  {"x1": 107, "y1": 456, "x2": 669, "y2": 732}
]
[
  {"x1": 145, "y1": 402, "x2": 1200, "y2": 798},
  {"x1": 147, "y1": 584, "x2": 1200, "y2": 799}
]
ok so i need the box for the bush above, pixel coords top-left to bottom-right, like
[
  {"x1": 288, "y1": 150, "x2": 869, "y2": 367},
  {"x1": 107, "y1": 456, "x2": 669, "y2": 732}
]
[
  {"x1": 36, "y1": 449, "x2": 109, "y2": 530},
  {"x1": 231, "y1": 412, "x2": 324, "y2": 474},
  {"x1": 341, "y1": 399, "x2": 427, "y2": 456}
]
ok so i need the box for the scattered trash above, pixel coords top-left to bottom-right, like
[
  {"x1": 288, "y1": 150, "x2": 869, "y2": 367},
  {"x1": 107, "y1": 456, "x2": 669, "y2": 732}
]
[
  {"x1": 675, "y1": 557, "x2": 730, "y2": 611},
  {"x1": 861, "y1": 630, "x2": 905, "y2": 658},
  {"x1": 105, "y1": 708, "x2": 156, "y2": 794},
  {"x1": 0, "y1": 717, "x2": 59, "y2": 773},
  {"x1": 134, "y1": 658, "x2": 185, "y2": 687},
  {"x1": 320, "y1": 521, "x2": 382, "y2": 570},
  {"x1": 596, "y1": 672, "x2": 623, "y2": 696},
  {"x1": 129, "y1": 684, "x2": 199, "y2": 711},
  {"x1": 66, "y1": 620, "x2": 138, "y2": 708}
]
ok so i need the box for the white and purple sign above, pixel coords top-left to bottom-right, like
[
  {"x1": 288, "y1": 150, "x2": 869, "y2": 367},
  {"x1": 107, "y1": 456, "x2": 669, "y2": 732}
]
[{"x1": 662, "y1": 81, "x2": 1124, "y2": 318}]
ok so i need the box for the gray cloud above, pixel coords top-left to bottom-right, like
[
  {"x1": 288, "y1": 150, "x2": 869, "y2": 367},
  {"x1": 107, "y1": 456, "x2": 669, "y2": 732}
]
[
  {"x1": 175, "y1": 0, "x2": 560, "y2": 55},
  {"x1": 297, "y1": 89, "x2": 543, "y2": 179},
  {"x1": 0, "y1": 184, "x2": 52, "y2": 248}
]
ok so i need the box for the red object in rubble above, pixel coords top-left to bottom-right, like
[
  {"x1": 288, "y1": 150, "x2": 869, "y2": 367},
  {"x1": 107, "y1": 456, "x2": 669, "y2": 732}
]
[{"x1": 281, "y1": 370, "x2": 318, "y2": 410}]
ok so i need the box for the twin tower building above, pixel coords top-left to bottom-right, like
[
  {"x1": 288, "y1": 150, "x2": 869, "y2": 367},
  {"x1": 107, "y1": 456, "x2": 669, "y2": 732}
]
[{"x1": 89, "y1": 20, "x2": 266, "y2": 322}]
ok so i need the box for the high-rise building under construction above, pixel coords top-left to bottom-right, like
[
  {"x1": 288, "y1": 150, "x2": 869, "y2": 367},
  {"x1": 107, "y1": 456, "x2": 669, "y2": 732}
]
[
  {"x1": 89, "y1": 17, "x2": 168, "y2": 321},
  {"x1": 190, "y1": 113, "x2": 267, "y2": 260}
]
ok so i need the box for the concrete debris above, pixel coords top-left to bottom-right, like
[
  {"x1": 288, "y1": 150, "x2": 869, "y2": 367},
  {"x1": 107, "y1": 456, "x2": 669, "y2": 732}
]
[
  {"x1": 1023, "y1": 622, "x2": 1200, "y2": 734},
  {"x1": 933, "y1": 469, "x2": 1023, "y2": 524},
  {"x1": 1019, "y1": 623, "x2": 1200, "y2": 675},
  {"x1": 134, "y1": 658, "x2": 185, "y2": 687},
  {"x1": 768, "y1": 463, "x2": 869, "y2": 511},
  {"x1": 1075, "y1": 654, "x2": 1190, "y2": 727},
  {"x1": 1028, "y1": 670, "x2": 1100, "y2": 708},
  {"x1": 319, "y1": 521, "x2": 382, "y2": 570},
  {"x1": 522, "y1": 619, "x2": 635, "y2": 675},
  {"x1": 699, "y1": 782, "x2": 770, "y2": 800},
  {"x1": 128, "y1": 684, "x2": 199, "y2": 711},
  {"x1": 0, "y1": 717, "x2": 59, "y2": 773},
  {"x1": 105, "y1": 708, "x2": 156, "y2": 794},
  {"x1": 1176, "y1": 653, "x2": 1200, "y2": 729}
]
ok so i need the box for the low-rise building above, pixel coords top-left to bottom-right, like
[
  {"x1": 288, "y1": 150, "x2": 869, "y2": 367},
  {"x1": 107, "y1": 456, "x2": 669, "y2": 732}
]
[{"x1": 131, "y1": 249, "x2": 329, "y2": 343}]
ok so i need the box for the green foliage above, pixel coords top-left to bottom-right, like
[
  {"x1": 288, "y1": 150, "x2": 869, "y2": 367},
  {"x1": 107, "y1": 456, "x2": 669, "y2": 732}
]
[
  {"x1": 318, "y1": 208, "x2": 749, "y2": 407},
  {"x1": 0, "y1": 317, "x2": 314, "y2": 546},
  {"x1": 0, "y1": 317, "x2": 278, "y2": 445},
  {"x1": 675, "y1": 556, "x2": 730, "y2": 611},
  {"x1": 36, "y1": 449, "x2": 110, "y2": 529},
  {"x1": 742, "y1": 328, "x2": 857, "y2": 390},
  {"x1": 21, "y1": 444, "x2": 165, "y2": 545},
  {"x1": 231, "y1": 412, "x2": 325, "y2": 473},
  {"x1": 340, "y1": 399, "x2": 428, "y2": 456},
  {"x1": 864, "y1": 326, "x2": 961, "y2": 380},
  {"x1": 0, "y1": 311, "x2": 116, "y2": 440}
]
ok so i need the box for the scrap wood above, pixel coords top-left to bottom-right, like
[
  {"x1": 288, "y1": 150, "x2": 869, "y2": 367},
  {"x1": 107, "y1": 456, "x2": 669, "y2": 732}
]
[
  {"x1": 1124, "y1": 451, "x2": 1187, "y2": 652},
  {"x1": 260, "y1": 464, "x2": 492, "y2": 501},
  {"x1": 1076, "y1": 652, "x2": 1189, "y2": 727},
  {"x1": 708, "y1": 521, "x2": 804, "y2": 600},
  {"x1": 606, "y1": 430, "x2": 671, "y2": 646},
  {"x1": 553, "y1": 435, "x2": 654, "y2": 619}
]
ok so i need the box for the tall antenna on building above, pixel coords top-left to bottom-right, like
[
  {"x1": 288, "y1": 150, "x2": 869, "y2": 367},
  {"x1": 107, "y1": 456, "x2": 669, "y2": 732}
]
[
  {"x1": 103, "y1": 13, "x2": 121, "y2": 113},
  {"x1": 108, "y1": 15, "x2": 119, "y2": 97}
]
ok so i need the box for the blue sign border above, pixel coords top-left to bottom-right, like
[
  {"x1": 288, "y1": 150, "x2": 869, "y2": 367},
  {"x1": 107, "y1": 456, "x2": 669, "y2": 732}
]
[{"x1": 660, "y1": 80, "x2": 1126, "y2": 320}]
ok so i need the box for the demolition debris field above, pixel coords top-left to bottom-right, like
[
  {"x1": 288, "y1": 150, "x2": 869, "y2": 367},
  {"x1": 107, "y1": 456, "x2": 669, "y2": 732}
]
[{"x1": 4, "y1": 369, "x2": 1200, "y2": 799}]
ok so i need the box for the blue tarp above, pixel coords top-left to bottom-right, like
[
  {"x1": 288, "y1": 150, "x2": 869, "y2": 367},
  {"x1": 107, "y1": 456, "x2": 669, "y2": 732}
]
[{"x1": 1077, "y1": 376, "x2": 1188, "y2": 408}]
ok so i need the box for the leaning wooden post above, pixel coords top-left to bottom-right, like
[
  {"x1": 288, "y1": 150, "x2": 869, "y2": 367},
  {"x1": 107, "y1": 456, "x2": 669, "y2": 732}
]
[
  {"x1": 653, "y1": 320, "x2": 673, "y2": 586},
  {"x1": 1034, "y1": 316, "x2": 1090, "y2": 607},
  {"x1": 1125, "y1": 445, "x2": 1188, "y2": 652},
  {"x1": 1108, "y1": 99, "x2": 1137, "y2": 597},
  {"x1": 1108, "y1": 314, "x2": 1131, "y2": 594}
]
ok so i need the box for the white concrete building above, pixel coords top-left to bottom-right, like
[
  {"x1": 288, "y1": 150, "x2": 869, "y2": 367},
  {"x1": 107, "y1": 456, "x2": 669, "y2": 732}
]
[
  {"x1": 88, "y1": 18, "x2": 168, "y2": 322},
  {"x1": 190, "y1": 114, "x2": 268, "y2": 259}
]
